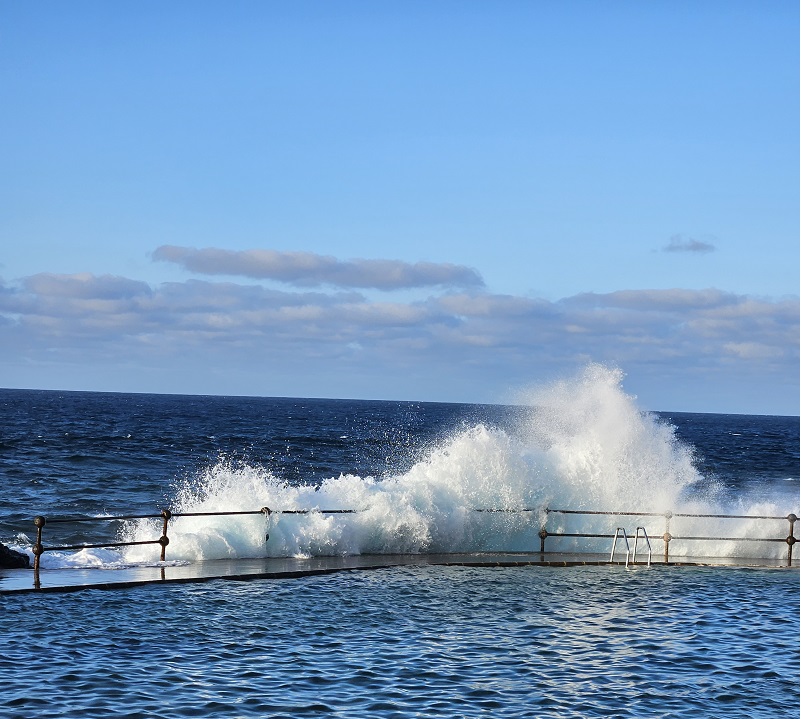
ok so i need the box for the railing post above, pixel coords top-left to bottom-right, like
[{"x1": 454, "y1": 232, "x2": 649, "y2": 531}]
[
  {"x1": 786, "y1": 514, "x2": 798, "y2": 567},
  {"x1": 663, "y1": 511, "x2": 672, "y2": 564},
  {"x1": 32, "y1": 515, "x2": 46, "y2": 589},
  {"x1": 159, "y1": 509, "x2": 172, "y2": 562},
  {"x1": 538, "y1": 527, "x2": 548, "y2": 553},
  {"x1": 538, "y1": 508, "x2": 549, "y2": 552}
]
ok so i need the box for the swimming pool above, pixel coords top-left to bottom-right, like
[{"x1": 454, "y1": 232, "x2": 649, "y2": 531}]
[{"x1": 2, "y1": 563, "x2": 797, "y2": 718}]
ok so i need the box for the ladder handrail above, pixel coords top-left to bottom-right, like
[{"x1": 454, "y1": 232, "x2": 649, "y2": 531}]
[
  {"x1": 633, "y1": 526, "x2": 652, "y2": 567},
  {"x1": 610, "y1": 527, "x2": 632, "y2": 567}
]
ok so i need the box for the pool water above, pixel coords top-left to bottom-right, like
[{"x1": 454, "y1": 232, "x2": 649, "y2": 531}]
[{"x1": 2, "y1": 564, "x2": 798, "y2": 718}]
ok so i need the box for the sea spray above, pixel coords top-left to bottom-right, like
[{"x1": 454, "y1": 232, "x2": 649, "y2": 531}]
[
  {"x1": 517, "y1": 364, "x2": 706, "y2": 512},
  {"x1": 121, "y1": 424, "x2": 543, "y2": 562},
  {"x1": 113, "y1": 364, "x2": 796, "y2": 564}
]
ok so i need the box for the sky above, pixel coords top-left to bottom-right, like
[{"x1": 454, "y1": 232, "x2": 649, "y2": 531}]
[{"x1": 0, "y1": 1, "x2": 799, "y2": 415}]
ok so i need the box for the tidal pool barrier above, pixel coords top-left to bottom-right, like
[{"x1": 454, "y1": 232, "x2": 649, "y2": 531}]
[
  {"x1": 29, "y1": 506, "x2": 800, "y2": 570},
  {"x1": 8, "y1": 505, "x2": 796, "y2": 592}
]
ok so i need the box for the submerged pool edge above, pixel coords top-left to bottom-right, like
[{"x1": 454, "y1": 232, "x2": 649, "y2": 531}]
[{"x1": 1, "y1": 552, "x2": 797, "y2": 594}]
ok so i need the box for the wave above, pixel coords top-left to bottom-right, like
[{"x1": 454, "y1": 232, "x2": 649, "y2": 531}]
[
  {"x1": 110, "y1": 365, "x2": 794, "y2": 565},
  {"x1": 16, "y1": 364, "x2": 797, "y2": 568}
]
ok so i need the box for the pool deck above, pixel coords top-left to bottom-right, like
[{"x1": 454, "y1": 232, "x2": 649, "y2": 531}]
[{"x1": 1, "y1": 552, "x2": 797, "y2": 594}]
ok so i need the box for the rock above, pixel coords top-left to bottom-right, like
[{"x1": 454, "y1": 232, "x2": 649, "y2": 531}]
[{"x1": 0, "y1": 542, "x2": 30, "y2": 569}]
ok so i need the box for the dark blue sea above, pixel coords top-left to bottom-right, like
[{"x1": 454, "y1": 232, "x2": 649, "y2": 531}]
[{"x1": 0, "y1": 368, "x2": 799, "y2": 718}]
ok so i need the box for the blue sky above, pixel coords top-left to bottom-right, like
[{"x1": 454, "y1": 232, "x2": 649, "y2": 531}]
[{"x1": 0, "y1": 1, "x2": 798, "y2": 414}]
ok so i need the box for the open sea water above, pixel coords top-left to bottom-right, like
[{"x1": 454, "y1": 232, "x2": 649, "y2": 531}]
[{"x1": 0, "y1": 366, "x2": 799, "y2": 717}]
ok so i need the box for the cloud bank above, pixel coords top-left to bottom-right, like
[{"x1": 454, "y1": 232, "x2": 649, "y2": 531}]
[
  {"x1": 153, "y1": 245, "x2": 485, "y2": 290},
  {"x1": 1, "y1": 250, "x2": 797, "y2": 413}
]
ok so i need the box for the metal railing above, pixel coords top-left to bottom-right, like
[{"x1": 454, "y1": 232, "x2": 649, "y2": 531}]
[
  {"x1": 29, "y1": 504, "x2": 799, "y2": 583},
  {"x1": 538, "y1": 508, "x2": 798, "y2": 565},
  {"x1": 29, "y1": 507, "x2": 359, "y2": 577}
]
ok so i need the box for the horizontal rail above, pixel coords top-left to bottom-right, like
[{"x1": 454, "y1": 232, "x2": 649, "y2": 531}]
[
  {"x1": 672, "y1": 513, "x2": 792, "y2": 520},
  {"x1": 546, "y1": 508, "x2": 793, "y2": 521},
  {"x1": 42, "y1": 514, "x2": 166, "y2": 523},
  {"x1": 474, "y1": 508, "x2": 540, "y2": 513},
  {"x1": 40, "y1": 539, "x2": 162, "y2": 552},
  {"x1": 669, "y1": 535, "x2": 789, "y2": 543},
  {"x1": 548, "y1": 531, "x2": 788, "y2": 543},
  {"x1": 262, "y1": 509, "x2": 360, "y2": 515},
  {"x1": 36, "y1": 507, "x2": 796, "y2": 522},
  {"x1": 40, "y1": 508, "x2": 362, "y2": 522},
  {"x1": 549, "y1": 509, "x2": 667, "y2": 517}
]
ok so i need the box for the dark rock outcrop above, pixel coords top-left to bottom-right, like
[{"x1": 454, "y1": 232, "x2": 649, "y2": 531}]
[{"x1": 0, "y1": 542, "x2": 30, "y2": 569}]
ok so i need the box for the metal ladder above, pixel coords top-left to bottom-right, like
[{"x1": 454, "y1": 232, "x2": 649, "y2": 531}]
[{"x1": 610, "y1": 526, "x2": 652, "y2": 567}]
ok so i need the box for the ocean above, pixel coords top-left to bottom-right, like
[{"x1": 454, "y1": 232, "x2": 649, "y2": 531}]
[{"x1": 0, "y1": 367, "x2": 799, "y2": 717}]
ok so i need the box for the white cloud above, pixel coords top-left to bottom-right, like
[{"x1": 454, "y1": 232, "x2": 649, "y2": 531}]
[
  {"x1": 1, "y1": 275, "x2": 795, "y2": 362},
  {"x1": 566, "y1": 288, "x2": 735, "y2": 312},
  {"x1": 153, "y1": 245, "x2": 485, "y2": 291},
  {"x1": 435, "y1": 293, "x2": 548, "y2": 318}
]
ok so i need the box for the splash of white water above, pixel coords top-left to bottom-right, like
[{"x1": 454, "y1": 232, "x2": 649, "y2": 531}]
[{"x1": 117, "y1": 364, "x2": 795, "y2": 564}]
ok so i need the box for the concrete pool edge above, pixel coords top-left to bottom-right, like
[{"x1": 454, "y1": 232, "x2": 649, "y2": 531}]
[{"x1": 1, "y1": 552, "x2": 797, "y2": 594}]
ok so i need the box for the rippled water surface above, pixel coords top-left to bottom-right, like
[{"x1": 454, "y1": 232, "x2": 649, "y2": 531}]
[{"x1": 2, "y1": 564, "x2": 798, "y2": 718}]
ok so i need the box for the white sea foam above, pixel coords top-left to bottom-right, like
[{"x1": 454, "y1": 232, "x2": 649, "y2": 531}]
[{"x1": 113, "y1": 364, "x2": 797, "y2": 565}]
